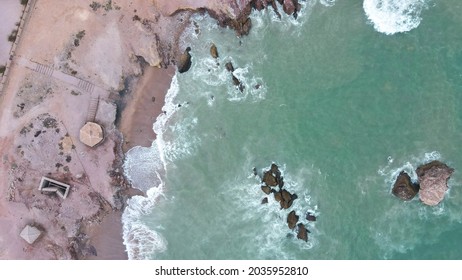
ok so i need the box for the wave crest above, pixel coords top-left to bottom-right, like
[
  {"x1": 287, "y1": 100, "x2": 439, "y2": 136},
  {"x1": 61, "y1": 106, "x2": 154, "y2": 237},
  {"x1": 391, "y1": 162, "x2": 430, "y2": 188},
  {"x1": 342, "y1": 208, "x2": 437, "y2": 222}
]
[{"x1": 363, "y1": 0, "x2": 429, "y2": 35}]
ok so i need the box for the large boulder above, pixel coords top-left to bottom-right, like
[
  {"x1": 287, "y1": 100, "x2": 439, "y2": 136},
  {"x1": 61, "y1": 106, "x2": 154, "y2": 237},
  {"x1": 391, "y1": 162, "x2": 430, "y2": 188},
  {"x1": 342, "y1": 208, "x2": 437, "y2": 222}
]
[
  {"x1": 287, "y1": 210, "x2": 299, "y2": 229},
  {"x1": 417, "y1": 161, "x2": 454, "y2": 206},
  {"x1": 392, "y1": 171, "x2": 419, "y2": 201},
  {"x1": 279, "y1": 189, "x2": 297, "y2": 209},
  {"x1": 177, "y1": 47, "x2": 192, "y2": 73}
]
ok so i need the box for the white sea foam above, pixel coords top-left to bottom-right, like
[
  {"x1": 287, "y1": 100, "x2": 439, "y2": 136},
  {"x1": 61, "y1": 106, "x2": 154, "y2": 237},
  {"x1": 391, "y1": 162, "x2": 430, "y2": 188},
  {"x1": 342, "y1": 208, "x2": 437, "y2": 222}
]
[
  {"x1": 122, "y1": 73, "x2": 189, "y2": 259},
  {"x1": 363, "y1": 0, "x2": 430, "y2": 35},
  {"x1": 319, "y1": 0, "x2": 337, "y2": 7},
  {"x1": 122, "y1": 186, "x2": 167, "y2": 259}
]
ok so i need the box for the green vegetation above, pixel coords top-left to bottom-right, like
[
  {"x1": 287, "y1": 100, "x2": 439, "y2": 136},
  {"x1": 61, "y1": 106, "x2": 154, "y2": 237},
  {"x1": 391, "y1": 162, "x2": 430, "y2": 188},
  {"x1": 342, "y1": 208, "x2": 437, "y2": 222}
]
[
  {"x1": 20, "y1": 0, "x2": 29, "y2": 5},
  {"x1": 0, "y1": 65, "x2": 6, "y2": 75},
  {"x1": 74, "y1": 30, "x2": 86, "y2": 47},
  {"x1": 8, "y1": 29, "x2": 18, "y2": 42},
  {"x1": 90, "y1": 1, "x2": 101, "y2": 11}
]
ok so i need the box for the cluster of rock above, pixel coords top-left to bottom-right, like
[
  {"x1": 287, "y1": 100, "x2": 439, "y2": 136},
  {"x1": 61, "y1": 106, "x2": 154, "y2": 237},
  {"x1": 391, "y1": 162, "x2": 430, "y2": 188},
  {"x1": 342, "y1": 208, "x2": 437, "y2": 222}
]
[
  {"x1": 392, "y1": 160, "x2": 454, "y2": 206},
  {"x1": 177, "y1": 43, "x2": 248, "y2": 92},
  {"x1": 204, "y1": 0, "x2": 303, "y2": 38},
  {"x1": 251, "y1": 0, "x2": 303, "y2": 19},
  {"x1": 257, "y1": 163, "x2": 316, "y2": 242}
]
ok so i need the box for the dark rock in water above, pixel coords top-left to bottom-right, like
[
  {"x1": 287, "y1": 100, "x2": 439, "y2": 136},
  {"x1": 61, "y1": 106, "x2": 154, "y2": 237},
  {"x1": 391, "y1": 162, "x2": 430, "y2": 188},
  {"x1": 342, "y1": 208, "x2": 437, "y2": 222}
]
[
  {"x1": 261, "y1": 197, "x2": 268, "y2": 204},
  {"x1": 392, "y1": 171, "x2": 419, "y2": 201},
  {"x1": 253, "y1": 167, "x2": 258, "y2": 177},
  {"x1": 262, "y1": 171, "x2": 278, "y2": 187},
  {"x1": 177, "y1": 47, "x2": 192, "y2": 73},
  {"x1": 253, "y1": 0, "x2": 265, "y2": 11},
  {"x1": 306, "y1": 212, "x2": 317, "y2": 222},
  {"x1": 225, "y1": 62, "x2": 234, "y2": 72},
  {"x1": 210, "y1": 43, "x2": 219, "y2": 58},
  {"x1": 274, "y1": 191, "x2": 282, "y2": 202},
  {"x1": 281, "y1": 189, "x2": 292, "y2": 202},
  {"x1": 261, "y1": 185, "x2": 272, "y2": 195},
  {"x1": 279, "y1": 189, "x2": 296, "y2": 209},
  {"x1": 297, "y1": 223, "x2": 308, "y2": 242},
  {"x1": 287, "y1": 210, "x2": 299, "y2": 229},
  {"x1": 283, "y1": 0, "x2": 296, "y2": 15},
  {"x1": 270, "y1": 163, "x2": 281, "y2": 180},
  {"x1": 416, "y1": 160, "x2": 454, "y2": 206}
]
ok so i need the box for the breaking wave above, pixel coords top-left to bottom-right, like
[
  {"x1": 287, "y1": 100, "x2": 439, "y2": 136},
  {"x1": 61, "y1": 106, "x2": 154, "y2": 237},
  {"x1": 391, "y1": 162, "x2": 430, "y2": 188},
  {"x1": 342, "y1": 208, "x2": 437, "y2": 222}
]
[{"x1": 363, "y1": 0, "x2": 430, "y2": 35}]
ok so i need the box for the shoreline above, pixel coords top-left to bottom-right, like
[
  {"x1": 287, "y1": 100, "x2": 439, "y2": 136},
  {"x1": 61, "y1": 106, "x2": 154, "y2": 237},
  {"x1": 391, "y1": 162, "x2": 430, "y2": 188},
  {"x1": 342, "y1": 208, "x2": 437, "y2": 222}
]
[
  {"x1": 118, "y1": 66, "x2": 175, "y2": 153},
  {"x1": 0, "y1": 0, "x2": 301, "y2": 260}
]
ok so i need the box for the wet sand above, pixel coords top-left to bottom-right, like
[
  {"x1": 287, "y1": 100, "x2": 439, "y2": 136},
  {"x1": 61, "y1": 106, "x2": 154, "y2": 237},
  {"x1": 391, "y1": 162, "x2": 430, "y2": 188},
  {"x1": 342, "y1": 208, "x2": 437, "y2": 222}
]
[{"x1": 119, "y1": 66, "x2": 175, "y2": 152}]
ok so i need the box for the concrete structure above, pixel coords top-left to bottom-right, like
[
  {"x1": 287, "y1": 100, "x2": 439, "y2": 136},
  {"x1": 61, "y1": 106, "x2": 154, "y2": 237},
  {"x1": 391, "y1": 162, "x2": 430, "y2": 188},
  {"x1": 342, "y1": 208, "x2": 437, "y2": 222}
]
[
  {"x1": 20, "y1": 225, "x2": 41, "y2": 244},
  {"x1": 79, "y1": 122, "x2": 104, "y2": 147},
  {"x1": 38, "y1": 177, "x2": 70, "y2": 199}
]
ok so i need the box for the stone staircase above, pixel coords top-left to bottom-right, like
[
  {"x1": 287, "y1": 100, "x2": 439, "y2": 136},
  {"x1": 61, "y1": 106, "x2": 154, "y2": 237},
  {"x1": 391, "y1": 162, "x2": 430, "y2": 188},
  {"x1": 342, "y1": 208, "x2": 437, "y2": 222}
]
[
  {"x1": 86, "y1": 95, "x2": 100, "y2": 123},
  {"x1": 33, "y1": 63, "x2": 54, "y2": 76}
]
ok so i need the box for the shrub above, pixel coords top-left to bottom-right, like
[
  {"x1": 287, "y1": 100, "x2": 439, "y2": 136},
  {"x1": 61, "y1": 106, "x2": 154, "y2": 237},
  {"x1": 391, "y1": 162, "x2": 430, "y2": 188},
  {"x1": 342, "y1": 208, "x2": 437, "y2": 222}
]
[{"x1": 8, "y1": 30, "x2": 18, "y2": 42}]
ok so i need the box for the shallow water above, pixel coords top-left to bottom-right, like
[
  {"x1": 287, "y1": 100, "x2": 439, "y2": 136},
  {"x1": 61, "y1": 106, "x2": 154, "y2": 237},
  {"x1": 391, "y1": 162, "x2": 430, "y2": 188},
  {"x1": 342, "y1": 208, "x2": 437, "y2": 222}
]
[{"x1": 123, "y1": 0, "x2": 462, "y2": 259}]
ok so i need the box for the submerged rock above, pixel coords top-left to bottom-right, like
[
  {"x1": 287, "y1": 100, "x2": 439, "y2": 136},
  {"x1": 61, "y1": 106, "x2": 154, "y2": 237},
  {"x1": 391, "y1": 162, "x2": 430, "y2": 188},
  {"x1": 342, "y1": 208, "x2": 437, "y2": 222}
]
[
  {"x1": 287, "y1": 210, "x2": 299, "y2": 229},
  {"x1": 261, "y1": 197, "x2": 268, "y2": 204},
  {"x1": 225, "y1": 62, "x2": 235, "y2": 72},
  {"x1": 392, "y1": 171, "x2": 419, "y2": 201},
  {"x1": 177, "y1": 47, "x2": 192, "y2": 73},
  {"x1": 306, "y1": 212, "x2": 317, "y2": 222},
  {"x1": 417, "y1": 160, "x2": 454, "y2": 206}
]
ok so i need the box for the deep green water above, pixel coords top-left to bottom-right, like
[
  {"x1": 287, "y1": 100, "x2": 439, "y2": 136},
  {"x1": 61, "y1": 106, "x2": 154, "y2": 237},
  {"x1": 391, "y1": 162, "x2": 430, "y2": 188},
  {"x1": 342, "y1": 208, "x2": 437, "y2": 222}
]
[{"x1": 123, "y1": 0, "x2": 462, "y2": 259}]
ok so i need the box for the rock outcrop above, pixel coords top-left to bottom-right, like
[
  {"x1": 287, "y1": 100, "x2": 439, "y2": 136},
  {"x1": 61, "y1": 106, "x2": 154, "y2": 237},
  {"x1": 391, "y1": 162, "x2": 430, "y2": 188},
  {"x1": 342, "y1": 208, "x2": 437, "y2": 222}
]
[
  {"x1": 416, "y1": 160, "x2": 454, "y2": 206},
  {"x1": 392, "y1": 171, "x2": 419, "y2": 201},
  {"x1": 177, "y1": 47, "x2": 192, "y2": 73},
  {"x1": 256, "y1": 163, "x2": 314, "y2": 243}
]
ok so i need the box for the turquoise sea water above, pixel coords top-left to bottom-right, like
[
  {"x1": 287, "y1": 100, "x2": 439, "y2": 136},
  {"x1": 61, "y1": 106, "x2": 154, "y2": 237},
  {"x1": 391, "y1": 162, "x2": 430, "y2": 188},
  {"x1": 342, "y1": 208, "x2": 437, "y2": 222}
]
[{"x1": 123, "y1": 0, "x2": 462, "y2": 259}]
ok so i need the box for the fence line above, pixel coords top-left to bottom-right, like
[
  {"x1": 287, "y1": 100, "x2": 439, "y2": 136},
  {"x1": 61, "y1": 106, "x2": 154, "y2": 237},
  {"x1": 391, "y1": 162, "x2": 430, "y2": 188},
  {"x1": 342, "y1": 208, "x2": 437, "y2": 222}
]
[{"x1": 0, "y1": 0, "x2": 37, "y2": 94}]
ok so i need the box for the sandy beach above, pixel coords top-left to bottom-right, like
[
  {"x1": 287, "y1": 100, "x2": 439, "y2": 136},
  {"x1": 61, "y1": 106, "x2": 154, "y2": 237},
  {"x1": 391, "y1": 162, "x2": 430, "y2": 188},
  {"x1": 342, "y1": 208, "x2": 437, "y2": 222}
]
[
  {"x1": 0, "y1": 0, "x2": 261, "y2": 259},
  {"x1": 119, "y1": 66, "x2": 175, "y2": 153}
]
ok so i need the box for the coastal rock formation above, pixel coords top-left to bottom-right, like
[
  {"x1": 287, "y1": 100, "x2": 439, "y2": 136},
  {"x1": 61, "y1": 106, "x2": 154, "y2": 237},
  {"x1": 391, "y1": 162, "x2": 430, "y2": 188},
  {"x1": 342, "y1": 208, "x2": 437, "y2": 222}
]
[
  {"x1": 392, "y1": 171, "x2": 419, "y2": 201},
  {"x1": 210, "y1": 43, "x2": 219, "y2": 58},
  {"x1": 297, "y1": 223, "x2": 308, "y2": 242},
  {"x1": 177, "y1": 47, "x2": 192, "y2": 73},
  {"x1": 416, "y1": 160, "x2": 454, "y2": 206},
  {"x1": 256, "y1": 163, "x2": 314, "y2": 244},
  {"x1": 287, "y1": 210, "x2": 299, "y2": 229},
  {"x1": 306, "y1": 212, "x2": 317, "y2": 222}
]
